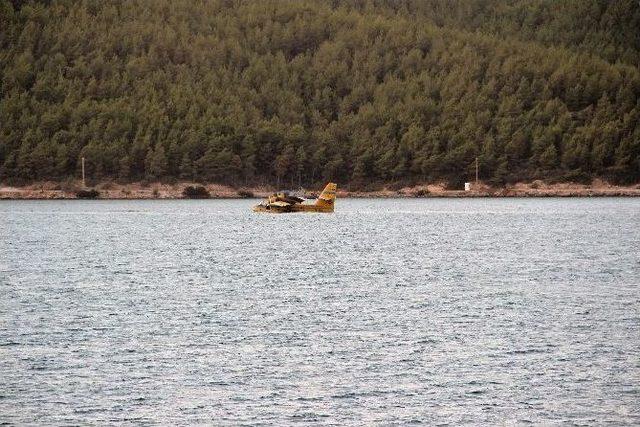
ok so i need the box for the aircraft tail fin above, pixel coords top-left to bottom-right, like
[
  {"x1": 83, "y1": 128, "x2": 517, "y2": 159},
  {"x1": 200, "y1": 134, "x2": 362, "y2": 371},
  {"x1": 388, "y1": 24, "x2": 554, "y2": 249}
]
[{"x1": 315, "y1": 183, "x2": 337, "y2": 208}]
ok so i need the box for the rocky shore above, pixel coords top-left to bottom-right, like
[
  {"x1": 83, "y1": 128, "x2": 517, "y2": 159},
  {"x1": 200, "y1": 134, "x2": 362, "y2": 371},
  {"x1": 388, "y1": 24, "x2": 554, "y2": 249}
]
[{"x1": 1, "y1": 179, "x2": 639, "y2": 200}]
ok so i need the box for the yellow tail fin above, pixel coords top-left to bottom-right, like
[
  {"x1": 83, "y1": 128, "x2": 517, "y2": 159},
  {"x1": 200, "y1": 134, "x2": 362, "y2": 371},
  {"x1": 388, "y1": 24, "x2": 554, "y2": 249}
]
[{"x1": 315, "y1": 183, "x2": 337, "y2": 208}]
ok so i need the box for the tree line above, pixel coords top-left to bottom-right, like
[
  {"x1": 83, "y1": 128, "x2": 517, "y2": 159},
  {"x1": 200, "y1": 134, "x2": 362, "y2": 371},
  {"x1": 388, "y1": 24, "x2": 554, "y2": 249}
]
[{"x1": 1, "y1": 0, "x2": 639, "y2": 188}]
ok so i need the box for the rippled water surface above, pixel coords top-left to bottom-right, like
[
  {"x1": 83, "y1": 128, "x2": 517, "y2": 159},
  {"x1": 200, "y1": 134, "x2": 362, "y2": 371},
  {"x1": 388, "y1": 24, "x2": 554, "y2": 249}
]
[{"x1": 1, "y1": 198, "x2": 639, "y2": 425}]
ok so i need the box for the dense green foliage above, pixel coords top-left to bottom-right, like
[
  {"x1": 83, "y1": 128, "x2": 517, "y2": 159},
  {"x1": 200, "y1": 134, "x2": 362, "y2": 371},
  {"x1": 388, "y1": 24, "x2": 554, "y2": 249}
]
[{"x1": 1, "y1": 0, "x2": 639, "y2": 187}]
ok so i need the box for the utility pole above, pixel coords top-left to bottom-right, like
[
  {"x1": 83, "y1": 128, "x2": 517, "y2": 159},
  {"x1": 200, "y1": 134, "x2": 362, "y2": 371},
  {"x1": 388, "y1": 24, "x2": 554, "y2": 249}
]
[
  {"x1": 82, "y1": 157, "x2": 86, "y2": 188},
  {"x1": 475, "y1": 157, "x2": 479, "y2": 184}
]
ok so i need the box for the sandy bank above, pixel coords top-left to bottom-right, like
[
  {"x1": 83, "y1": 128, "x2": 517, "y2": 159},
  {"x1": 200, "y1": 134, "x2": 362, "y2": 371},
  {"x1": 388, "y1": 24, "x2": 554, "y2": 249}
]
[{"x1": 1, "y1": 179, "x2": 639, "y2": 200}]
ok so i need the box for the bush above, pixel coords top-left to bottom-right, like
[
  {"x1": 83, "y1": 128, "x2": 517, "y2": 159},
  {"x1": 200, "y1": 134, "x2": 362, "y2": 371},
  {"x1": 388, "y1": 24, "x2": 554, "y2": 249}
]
[
  {"x1": 237, "y1": 189, "x2": 254, "y2": 198},
  {"x1": 76, "y1": 189, "x2": 100, "y2": 199},
  {"x1": 551, "y1": 170, "x2": 592, "y2": 185},
  {"x1": 412, "y1": 189, "x2": 429, "y2": 197},
  {"x1": 387, "y1": 181, "x2": 405, "y2": 191},
  {"x1": 603, "y1": 166, "x2": 639, "y2": 186},
  {"x1": 182, "y1": 185, "x2": 210, "y2": 198},
  {"x1": 445, "y1": 176, "x2": 466, "y2": 190}
]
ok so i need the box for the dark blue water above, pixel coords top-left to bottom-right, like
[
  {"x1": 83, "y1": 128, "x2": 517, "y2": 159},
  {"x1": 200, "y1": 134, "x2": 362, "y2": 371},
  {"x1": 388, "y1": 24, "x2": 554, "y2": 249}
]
[{"x1": 1, "y1": 198, "x2": 639, "y2": 425}]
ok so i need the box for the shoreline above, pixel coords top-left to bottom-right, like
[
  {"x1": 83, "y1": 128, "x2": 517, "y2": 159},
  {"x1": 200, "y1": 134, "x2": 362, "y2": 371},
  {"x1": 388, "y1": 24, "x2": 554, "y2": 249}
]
[{"x1": 1, "y1": 180, "x2": 640, "y2": 200}]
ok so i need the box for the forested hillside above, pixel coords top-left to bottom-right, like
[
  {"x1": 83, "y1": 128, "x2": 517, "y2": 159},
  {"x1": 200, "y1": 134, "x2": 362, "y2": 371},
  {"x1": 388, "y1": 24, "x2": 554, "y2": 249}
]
[{"x1": 1, "y1": 0, "x2": 639, "y2": 188}]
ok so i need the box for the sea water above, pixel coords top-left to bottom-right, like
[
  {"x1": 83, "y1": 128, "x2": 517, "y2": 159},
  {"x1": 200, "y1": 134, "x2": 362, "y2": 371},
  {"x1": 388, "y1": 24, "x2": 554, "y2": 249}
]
[{"x1": 1, "y1": 198, "x2": 639, "y2": 425}]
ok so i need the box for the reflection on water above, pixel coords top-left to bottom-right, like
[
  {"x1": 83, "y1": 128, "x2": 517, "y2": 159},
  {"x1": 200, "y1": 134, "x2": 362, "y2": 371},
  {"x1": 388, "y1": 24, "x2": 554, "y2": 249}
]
[{"x1": 1, "y1": 198, "x2": 639, "y2": 424}]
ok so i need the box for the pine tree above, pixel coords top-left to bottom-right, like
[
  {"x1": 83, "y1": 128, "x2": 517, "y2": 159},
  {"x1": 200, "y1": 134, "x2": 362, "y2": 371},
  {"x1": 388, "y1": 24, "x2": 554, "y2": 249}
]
[
  {"x1": 0, "y1": 0, "x2": 638, "y2": 186},
  {"x1": 145, "y1": 145, "x2": 167, "y2": 180}
]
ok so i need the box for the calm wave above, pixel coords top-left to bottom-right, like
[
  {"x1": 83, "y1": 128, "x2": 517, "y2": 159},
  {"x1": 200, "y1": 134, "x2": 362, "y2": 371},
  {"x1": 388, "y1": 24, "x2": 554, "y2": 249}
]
[{"x1": 1, "y1": 198, "x2": 639, "y2": 425}]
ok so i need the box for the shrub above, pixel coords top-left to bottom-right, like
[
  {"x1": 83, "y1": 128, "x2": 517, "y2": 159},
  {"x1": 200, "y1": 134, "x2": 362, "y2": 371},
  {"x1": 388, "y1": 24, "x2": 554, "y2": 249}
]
[
  {"x1": 412, "y1": 189, "x2": 429, "y2": 197},
  {"x1": 446, "y1": 176, "x2": 466, "y2": 190},
  {"x1": 387, "y1": 181, "x2": 405, "y2": 191},
  {"x1": 237, "y1": 189, "x2": 254, "y2": 198},
  {"x1": 76, "y1": 189, "x2": 100, "y2": 199},
  {"x1": 182, "y1": 185, "x2": 210, "y2": 198},
  {"x1": 551, "y1": 170, "x2": 592, "y2": 185}
]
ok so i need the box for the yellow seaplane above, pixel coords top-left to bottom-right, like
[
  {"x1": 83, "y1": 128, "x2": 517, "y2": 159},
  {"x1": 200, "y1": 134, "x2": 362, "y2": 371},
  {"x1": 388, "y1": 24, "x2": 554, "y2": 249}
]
[{"x1": 253, "y1": 183, "x2": 337, "y2": 213}]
